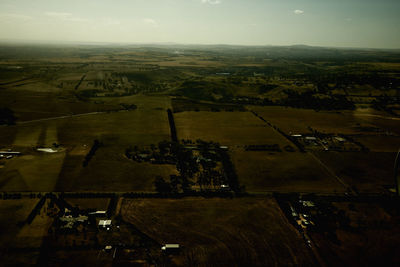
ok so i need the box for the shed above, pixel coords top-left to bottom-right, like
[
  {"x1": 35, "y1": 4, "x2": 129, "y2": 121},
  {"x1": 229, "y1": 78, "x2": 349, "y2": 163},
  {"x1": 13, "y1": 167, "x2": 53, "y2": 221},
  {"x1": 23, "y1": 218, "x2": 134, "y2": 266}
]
[
  {"x1": 334, "y1": 137, "x2": 346, "y2": 142},
  {"x1": 161, "y1": 244, "x2": 180, "y2": 252},
  {"x1": 305, "y1": 137, "x2": 317, "y2": 141},
  {"x1": 99, "y1": 220, "x2": 112, "y2": 228},
  {"x1": 89, "y1": 211, "x2": 107, "y2": 217}
]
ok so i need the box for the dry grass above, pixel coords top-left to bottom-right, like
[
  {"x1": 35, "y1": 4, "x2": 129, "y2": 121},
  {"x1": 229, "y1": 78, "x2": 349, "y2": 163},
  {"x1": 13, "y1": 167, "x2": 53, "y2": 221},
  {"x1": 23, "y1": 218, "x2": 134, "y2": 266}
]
[
  {"x1": 232, "y1": 150, "x2": 345, "y2": 193},
  {"x1": 315, "y1": 151, "x2": 396, "y2": 193},
  {"x1": 311, "y1": 202, "x2": 400, "y2": 267},
  {"x1": 174, "y1": 111, "x2": 292, "y2": 146},
  {"x1": 251, "y1": 106, "x2": 396, "y2": 135},
  {"x1": 121, "y1": 197, "x2": 316, "y2": 266}
]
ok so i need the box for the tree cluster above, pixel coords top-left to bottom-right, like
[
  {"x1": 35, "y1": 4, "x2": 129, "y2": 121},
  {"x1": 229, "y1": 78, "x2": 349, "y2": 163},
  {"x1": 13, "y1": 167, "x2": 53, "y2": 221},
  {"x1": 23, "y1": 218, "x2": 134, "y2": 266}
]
[
  {"x1": 151, "y1": 140, "x2": 233, "y2": 194},
  {"x1": 0, "y1": 107, "x2": 16, "y2": 125},
  {"x1": 282, "y1": 90, "x2": 355, "y2": 110}
]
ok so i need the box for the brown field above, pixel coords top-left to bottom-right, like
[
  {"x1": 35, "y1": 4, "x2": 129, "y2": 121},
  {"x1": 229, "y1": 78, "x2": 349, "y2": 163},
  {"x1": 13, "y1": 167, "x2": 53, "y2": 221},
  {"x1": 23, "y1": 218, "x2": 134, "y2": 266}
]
[
  {"x1": 353, "y1": 135, "x2": 400, "y2": 152},
  {"x1": 251, "y1": 106, "x2": 399, "y2": 135},
  {"x1": 174, "y1": 111, "x2": 292, "y2": 146},
  {"x1": 0, "y1": 96, "x2": 175, "y2": 192},
  {"x1": 0, "y1": 45, "x2": 399, "y2": 266},
  {"x1": 121, "y1": 197, "x2": 316, "y2": 266},
  {"x1": 315, "y1": 152, "x2": 396, "y2": 193},
  {"x1": 0, "y1": 152, "x2": 65, "y2": 191},
  {"x1": 0, "y1": 199, "x2": 48, "y2": 265},
  {"x1": 0, "y1": 89, "x2": 120, "y2": 122},
  {"x1": 232, "y1": 150, "x2": 346, "y2": 193},
  {"x1": 310, "y1": 202, "x2": 400, "y2": 267},
  {"x1": 56, "y1": 146, "x2": 178, "y2": 192}
]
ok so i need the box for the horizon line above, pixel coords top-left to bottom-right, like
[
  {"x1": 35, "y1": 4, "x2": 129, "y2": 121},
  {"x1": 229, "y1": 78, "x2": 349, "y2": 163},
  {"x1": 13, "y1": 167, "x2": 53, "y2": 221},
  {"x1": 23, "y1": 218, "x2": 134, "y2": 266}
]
[{"x1": 0, "y1": 38, "x2": 399, "y2": 51}]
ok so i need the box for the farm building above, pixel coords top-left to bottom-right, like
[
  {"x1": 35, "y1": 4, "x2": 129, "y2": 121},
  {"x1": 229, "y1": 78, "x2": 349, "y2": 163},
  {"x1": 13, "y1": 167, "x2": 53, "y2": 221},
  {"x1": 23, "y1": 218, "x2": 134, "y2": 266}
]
[
  {"x1": 0, "y1": 151, "x2": 21, "y2": 156},
  {"x1": 89, "y1": 210, "x2": 107, "y2": 217},
  {"x1": 161, "y1": 244, "x2": 180, "y2": 253},
  {"x1": 99, "y1": 219, "x2": 112, "y2": 229}
]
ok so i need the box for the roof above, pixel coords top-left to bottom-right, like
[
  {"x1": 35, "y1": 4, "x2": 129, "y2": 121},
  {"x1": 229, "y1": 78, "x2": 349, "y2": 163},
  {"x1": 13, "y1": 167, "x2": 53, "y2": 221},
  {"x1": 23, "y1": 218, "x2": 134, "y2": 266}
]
[
  {"x1": 162, "y1": 244, "x2": 180, "y2": 250},
  {"x1": 37, "y1": 148, "x2": 58, "y2": 153},
  {"x1": 305, "y1": 137, "x2": 317, "y2": 140},
  {"x1": 0, "y1": 151, "x2": 21, "y2": 155},
  {"x1": 99, "y1": 220, "x2": 112, "y2": 227},
  {"x1": 300, "y1": 200, "x2": 315, "y2": 207},
  {"x1": 89, "y1": 211, "x2": 107, "y2": 215}
]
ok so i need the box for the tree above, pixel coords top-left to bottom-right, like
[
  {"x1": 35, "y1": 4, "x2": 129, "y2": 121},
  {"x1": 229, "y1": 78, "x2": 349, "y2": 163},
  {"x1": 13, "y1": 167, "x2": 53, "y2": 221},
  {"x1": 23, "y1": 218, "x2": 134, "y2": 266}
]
[
  {"x1": 154, "y1": 176, "x2": 171, "y2": 194},
  {"x1": 158, "y1": 140, "x2": 170, "y2": 155},
  {"x1": 0, "y1": 107, "x2": 16, "y2": 125},
  {"x1": 169, "y1": 175, "x2": 181, "y2": 193}
]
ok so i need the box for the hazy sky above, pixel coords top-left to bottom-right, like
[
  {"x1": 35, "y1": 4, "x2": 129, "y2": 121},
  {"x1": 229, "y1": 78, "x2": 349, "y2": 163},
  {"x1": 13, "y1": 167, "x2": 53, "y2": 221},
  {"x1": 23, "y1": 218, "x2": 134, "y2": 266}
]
[{"x1": 0, "y1": 0, "x2": 399, "y2": 48}]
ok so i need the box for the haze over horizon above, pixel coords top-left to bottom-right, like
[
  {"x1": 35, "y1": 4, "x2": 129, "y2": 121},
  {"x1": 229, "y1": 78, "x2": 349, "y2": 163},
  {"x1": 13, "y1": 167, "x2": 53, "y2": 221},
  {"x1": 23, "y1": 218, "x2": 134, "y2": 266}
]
[{"x1": 0, "y1": 0, "x2": 399, "y2": 49}]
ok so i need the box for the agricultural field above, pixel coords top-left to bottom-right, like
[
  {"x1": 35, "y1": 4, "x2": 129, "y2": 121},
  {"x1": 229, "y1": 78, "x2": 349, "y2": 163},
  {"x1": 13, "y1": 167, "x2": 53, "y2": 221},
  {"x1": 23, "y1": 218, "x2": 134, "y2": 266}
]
[
  {"x1": 315, "y1": 152, "x2": 397, "y2": 193},
  {"x1": 250, "y1": 106, "x2": 395, "y2": 135},
  {"x1": 0, "y1": 44, "x2": 399, "y2": 266},
  {"x1": 232, "y1": 150, "x2": 346, "y2": 193},
  {"x1": 318, "y1": 201, "x2": 400, "y2": 267},
  {"x1": 0, "y1": 96, "x2": 175, "y2": 192},
  {"x1": 121, "y1": 197, "x2": 316, "y2": 266},
  {"x1": 353, "y1": 135, "x2": 400, "y2": 152},
  {"x1": 0, "y1": 198, "x2": 49, "y2": 265},
  {"x1": 174, "y1": 111, "x2": 292, "y2": 146}
]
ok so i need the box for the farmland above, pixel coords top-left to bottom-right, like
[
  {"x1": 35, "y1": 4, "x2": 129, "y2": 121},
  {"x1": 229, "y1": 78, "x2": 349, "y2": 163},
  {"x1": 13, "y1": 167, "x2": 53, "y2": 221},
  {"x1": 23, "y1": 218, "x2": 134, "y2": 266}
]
[
  {"x1": 0, "y1": 44, "x2": 399, "y2": 266},
  {"x1": 174, "y1": 111, "x2": 292, "y2": 146},
  {"x1": 121, "y1": 197, "x2": 316, "y2": 266}
]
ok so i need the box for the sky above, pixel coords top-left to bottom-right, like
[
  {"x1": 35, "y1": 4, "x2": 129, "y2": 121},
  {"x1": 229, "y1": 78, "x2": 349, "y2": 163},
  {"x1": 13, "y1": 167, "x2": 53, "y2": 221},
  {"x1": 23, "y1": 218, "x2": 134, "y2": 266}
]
[{"x1": 0, "y1": 0, "x2": 399, "y2": 49}]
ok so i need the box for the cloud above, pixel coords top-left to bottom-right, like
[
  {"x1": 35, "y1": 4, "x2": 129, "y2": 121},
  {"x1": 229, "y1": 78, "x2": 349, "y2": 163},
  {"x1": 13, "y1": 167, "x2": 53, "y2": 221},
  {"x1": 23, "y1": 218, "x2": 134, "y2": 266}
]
[
  {"x1": 143, "y1": 18, "x2": 158, "y2": 27},
  {"x1": 202, "y1": 0, "x2": 221, "y2": 5},
  {"x1": 293, "y1": 10, "x2": 304, "y2": 15},
  {"x1": 0, "y1": 13, "x2": 32, "y2": 22},
  {"x1": 45, "y1": 12, "x2": 71, "y2": 18},
  {"x1": 45, "y1": 12, "x2": 88, "y2": 22}
]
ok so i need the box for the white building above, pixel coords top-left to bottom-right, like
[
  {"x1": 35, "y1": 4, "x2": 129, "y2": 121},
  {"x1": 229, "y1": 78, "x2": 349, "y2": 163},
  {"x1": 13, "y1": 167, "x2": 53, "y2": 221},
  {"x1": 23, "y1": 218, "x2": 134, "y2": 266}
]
[{"x1": 99, "y1": 220, "x2": 112, "y2": 228}]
